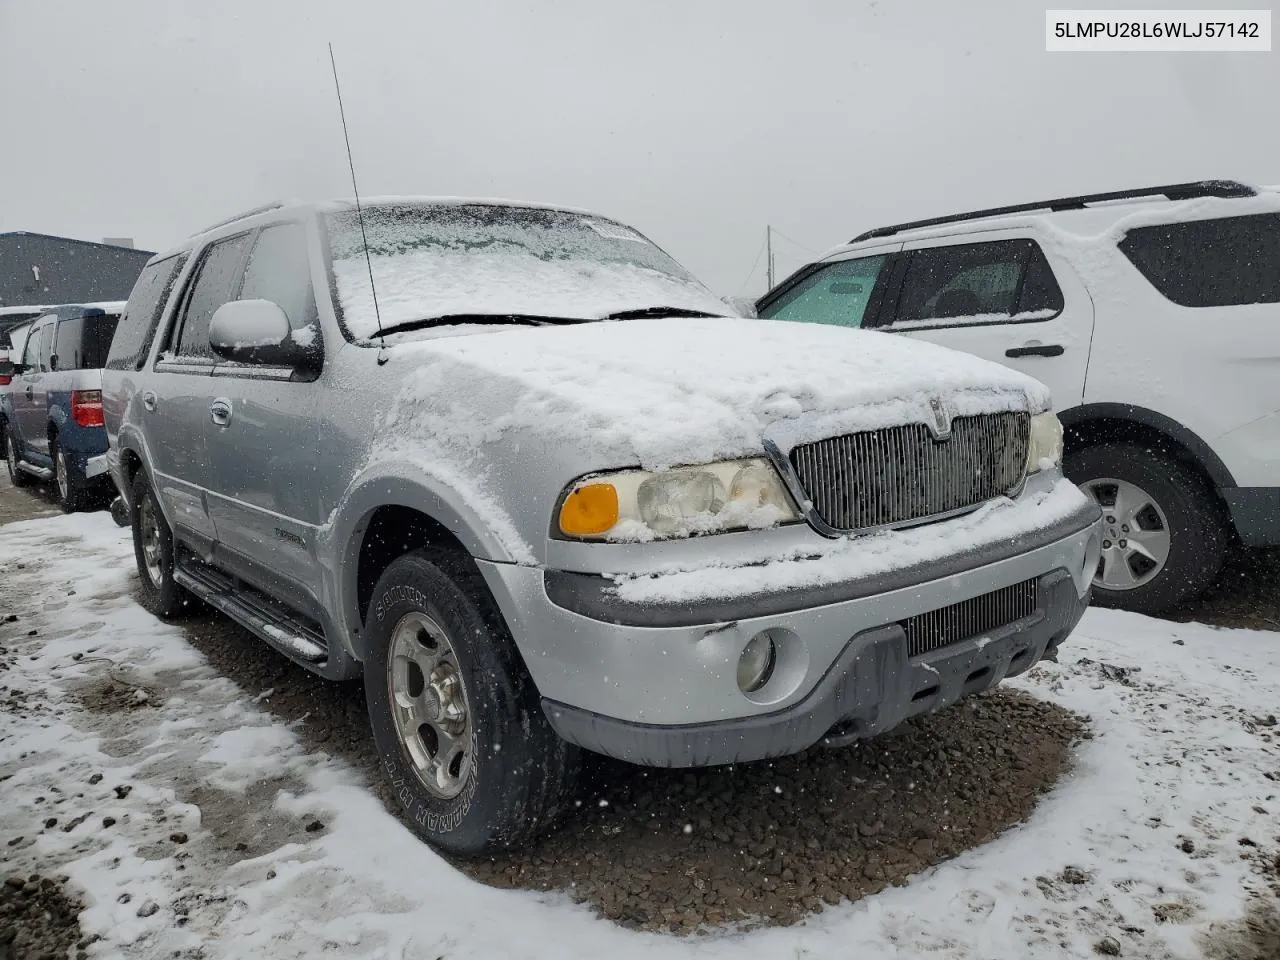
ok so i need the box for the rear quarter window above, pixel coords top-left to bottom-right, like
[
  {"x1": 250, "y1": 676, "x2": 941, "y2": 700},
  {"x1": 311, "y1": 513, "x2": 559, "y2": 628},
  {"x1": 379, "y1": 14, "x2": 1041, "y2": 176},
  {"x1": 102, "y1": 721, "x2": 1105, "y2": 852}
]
[
  {"x1": 57, "y1": 314, "x2": 120, "y2": 370},
  {"x1": 54, "y1": 318, "x2": 85, "y2": 370},
  {"x1": 1118, "y1": 213, "x2": 1280, "y2": 307},
  {"x1": 106, "y1": 254, "x2": 189, "y2": 371}
]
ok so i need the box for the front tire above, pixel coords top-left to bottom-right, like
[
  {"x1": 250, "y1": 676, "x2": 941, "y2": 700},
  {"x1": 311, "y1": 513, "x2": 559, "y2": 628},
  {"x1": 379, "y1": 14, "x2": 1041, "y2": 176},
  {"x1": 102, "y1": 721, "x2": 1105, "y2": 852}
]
[
  {"x1": 4, "y1": 426, "x2": 32, "y2": 488},
  {"x1": 130, "y1": 470, "x2": 188, "y2": 618},
  {"x1": 1066, "y1": 442, "x2": 1229, "y2": 615},
  {"x1": 363, "y1": 548, "x2": 579, "y2": 856}
]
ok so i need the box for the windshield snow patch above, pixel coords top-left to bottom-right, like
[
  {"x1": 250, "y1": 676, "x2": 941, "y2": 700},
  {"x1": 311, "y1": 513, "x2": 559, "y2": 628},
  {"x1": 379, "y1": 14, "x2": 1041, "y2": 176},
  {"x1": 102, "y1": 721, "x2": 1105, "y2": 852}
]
[{"x1": 327, "y1": 204, "x2": 727, "y2": 340}]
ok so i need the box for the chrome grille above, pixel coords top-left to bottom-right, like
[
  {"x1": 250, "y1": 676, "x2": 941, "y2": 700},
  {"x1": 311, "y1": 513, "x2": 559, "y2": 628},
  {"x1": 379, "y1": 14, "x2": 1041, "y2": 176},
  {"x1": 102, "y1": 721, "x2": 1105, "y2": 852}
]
[
  {"x1": 788, "y1": 411, "x2": 1029, "y2": 531},
  {"x1": 902, "y1": 579, "x2": 1039, "y2": 658}
]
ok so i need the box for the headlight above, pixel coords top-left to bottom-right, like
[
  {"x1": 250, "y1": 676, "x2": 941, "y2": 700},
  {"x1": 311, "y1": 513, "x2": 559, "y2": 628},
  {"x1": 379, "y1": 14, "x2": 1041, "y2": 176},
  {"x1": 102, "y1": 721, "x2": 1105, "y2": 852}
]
[
  {"x1": 1025, "y1": 411, "x2": 1064, "y2": 474},
  {"x1": 557, "y1": 458, "x2": 801, "y2": 541}
]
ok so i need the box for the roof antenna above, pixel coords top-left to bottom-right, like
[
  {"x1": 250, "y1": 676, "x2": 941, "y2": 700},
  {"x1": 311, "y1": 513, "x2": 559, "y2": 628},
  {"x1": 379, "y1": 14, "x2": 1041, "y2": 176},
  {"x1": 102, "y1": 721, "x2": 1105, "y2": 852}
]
[{"x1": 328, "y1": 42, "x2": 387, "y2": 363}]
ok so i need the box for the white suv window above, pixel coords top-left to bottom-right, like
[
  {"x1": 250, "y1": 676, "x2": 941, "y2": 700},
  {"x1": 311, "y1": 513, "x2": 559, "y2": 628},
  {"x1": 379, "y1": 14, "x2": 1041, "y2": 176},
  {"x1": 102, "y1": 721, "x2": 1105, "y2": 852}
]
[
  {"x1": 895, "y1": 239, "x2": 1064, "y2": 326},
  {"x1": 1118, "y1": 212, "x2": 1280, "y2": 307},
  {"x1": 757, "y1": 255, "x2": 887, "y2": 328}
]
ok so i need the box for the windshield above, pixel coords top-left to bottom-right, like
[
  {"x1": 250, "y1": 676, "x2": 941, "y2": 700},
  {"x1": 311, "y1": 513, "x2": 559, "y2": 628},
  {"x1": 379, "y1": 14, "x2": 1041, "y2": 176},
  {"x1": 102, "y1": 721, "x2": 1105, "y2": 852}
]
[{"x1": 325, "y1": 203, "x2": 728, "y2": 341}]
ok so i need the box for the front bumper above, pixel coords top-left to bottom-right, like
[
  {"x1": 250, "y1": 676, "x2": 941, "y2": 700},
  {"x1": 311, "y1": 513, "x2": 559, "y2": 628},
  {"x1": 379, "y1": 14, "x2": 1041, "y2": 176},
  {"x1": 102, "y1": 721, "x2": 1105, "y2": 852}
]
[
  {"x1": 477, "y1": 497, "x2": 1101, "y2": 767},
  {"x1": 545, "y1": 570, "x2": 1088, "y2": 767}
]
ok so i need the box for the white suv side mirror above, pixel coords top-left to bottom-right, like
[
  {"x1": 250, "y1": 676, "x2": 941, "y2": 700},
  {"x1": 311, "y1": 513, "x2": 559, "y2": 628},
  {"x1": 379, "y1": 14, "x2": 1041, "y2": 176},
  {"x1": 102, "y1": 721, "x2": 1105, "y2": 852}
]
[{"x1": 209, "y1": 299, "x2": 312, "y2": 369}]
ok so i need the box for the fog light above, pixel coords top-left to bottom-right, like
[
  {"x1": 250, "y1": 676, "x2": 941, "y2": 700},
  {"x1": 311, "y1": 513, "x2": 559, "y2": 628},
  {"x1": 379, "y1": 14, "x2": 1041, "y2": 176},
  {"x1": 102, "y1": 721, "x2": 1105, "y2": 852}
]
[{"x1": 737, "y1": 632, "x2": 777, "y2": 693}]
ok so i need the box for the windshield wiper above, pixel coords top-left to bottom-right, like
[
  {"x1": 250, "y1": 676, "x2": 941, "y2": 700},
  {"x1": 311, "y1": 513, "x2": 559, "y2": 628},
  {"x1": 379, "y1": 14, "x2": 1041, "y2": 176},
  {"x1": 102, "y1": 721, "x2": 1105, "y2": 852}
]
[
  {"x1": 603, "y1": 306, "x2": 725, "y2": 320},
  {"x1": 374, "y1": 313, "x2": 588, "y2": 338}
]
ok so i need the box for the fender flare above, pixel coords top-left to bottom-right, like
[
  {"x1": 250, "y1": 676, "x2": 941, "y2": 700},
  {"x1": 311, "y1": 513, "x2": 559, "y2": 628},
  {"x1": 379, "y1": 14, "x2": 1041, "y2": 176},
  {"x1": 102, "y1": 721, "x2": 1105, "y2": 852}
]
[
  {"x1": 1057, "y1": 402, "x2": 1237, "y2": 490},
  {"x1": 324, "y1": 464, "x2": 532, "y2": 648},
  {"x1": 115, "y1": 428, "x2": 159, "y2": 495}
]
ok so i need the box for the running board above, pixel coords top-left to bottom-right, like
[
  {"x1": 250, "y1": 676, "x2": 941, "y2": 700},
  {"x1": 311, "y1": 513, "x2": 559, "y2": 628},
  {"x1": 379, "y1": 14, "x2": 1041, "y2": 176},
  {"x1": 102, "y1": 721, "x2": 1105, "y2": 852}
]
[
  {"x1": 173, "y1": 560, "x2": 328, "y2": 665},
  {"x1": 17, "y1": 460, "x2": 53, "y2": 481}
]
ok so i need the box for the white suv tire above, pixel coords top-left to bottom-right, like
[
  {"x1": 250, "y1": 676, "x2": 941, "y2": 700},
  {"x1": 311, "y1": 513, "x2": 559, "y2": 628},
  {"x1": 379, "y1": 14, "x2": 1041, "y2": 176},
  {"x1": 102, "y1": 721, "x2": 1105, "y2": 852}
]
[{"x1": 1066, "y1": 442, "x2": 1230, "y2": 615}]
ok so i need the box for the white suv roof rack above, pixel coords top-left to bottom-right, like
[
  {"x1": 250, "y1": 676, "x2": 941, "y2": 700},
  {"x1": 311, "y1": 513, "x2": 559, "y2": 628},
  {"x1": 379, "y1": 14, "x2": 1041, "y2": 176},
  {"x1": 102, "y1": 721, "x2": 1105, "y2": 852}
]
[{"x1": 851, "y1": 180, "x2": 1255, "y2": 243}]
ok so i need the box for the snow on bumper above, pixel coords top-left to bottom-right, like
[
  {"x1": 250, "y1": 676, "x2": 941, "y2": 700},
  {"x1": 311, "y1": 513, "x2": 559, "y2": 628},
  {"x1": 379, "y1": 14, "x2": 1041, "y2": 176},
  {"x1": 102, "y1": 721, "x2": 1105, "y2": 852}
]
[{"x1": 477, "y1": 474, "x2": 1102, "y2": 763}]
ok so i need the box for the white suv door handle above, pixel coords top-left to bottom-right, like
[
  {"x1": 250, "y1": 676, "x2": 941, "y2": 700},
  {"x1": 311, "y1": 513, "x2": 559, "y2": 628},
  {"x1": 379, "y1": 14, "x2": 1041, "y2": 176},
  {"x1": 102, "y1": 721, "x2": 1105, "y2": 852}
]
[
  {"x1": 142, "y1": 390, "x2": 157, "y2": 411},
  {"x1": 1006, "y1": 344, "x2": 1065, "y2": 358},
  {"x1": 210, "y1": 397, "x2": 233, "y2": 426}
]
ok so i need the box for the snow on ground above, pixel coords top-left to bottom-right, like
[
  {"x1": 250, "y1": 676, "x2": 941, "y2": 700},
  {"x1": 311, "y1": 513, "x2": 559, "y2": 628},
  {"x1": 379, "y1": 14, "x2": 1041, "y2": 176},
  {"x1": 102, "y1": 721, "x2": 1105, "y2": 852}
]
[{"x1": 1, "y1": 512, "x2": 1278, "y2": 959}]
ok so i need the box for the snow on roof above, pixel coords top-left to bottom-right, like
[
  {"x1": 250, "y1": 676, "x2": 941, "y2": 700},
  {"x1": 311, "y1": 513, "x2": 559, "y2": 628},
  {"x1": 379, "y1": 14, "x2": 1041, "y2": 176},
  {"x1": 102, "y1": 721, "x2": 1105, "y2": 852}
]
[{"x1": 328, "y1": 195, "x2": 597, "y2": 217}]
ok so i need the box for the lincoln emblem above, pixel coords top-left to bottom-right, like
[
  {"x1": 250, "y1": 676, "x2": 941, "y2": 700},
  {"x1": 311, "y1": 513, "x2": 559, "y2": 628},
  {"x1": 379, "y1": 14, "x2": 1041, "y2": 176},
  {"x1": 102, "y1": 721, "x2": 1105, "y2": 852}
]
[{"x1": 928, "y1": 396, "x2": 953, "y2": 439}]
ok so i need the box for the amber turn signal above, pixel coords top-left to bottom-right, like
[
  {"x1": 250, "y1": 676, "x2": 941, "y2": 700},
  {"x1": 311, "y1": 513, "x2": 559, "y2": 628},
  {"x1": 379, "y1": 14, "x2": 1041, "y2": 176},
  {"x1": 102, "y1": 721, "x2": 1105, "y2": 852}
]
[{"x1": 558, "y1": 483, "x2": 620, "y2": 537}]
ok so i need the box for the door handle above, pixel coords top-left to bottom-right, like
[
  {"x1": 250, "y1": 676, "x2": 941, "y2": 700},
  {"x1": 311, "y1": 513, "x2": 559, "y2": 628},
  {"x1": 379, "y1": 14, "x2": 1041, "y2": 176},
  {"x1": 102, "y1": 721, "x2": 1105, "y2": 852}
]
[
  {"x1": 1006, "y1": 344, "x2": 1064, "y2": 358},
  {"x1": 142, "y1": 390, "x2": 157, "y2": 412},
  {"x1": 210, "y1": 397, "x2": 233, "y2": 426}
]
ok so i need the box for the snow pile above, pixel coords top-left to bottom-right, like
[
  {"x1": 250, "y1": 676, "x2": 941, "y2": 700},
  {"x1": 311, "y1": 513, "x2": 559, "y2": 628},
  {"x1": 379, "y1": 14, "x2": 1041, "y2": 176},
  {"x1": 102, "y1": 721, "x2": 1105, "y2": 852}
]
[
  {"x1": 381, "y1": 316, "x2": 1050, "y2": 474},
  {"x1": 1, "y1": 513, "x2": 1279, "y2": 958}
]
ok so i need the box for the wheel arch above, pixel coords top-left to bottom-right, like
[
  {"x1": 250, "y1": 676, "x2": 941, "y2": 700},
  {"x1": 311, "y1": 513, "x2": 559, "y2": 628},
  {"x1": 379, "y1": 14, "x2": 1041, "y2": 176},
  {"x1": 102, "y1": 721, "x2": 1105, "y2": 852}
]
[
  {"x1": 329, "y1": 473, "x2": 529, "y2": 664},
  {"x1": 1058, "y1": 403, "x2": 1237, "y2": 492},
  {"x1": 114, "y1": 427, "x2": 155, "y2": 491}
]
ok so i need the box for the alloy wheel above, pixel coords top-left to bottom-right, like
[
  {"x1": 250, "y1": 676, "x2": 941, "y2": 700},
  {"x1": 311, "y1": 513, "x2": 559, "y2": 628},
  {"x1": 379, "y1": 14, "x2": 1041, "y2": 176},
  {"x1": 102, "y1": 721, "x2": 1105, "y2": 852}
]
[
  {"x1": 387, "y1": 610, "x2": 474, "y2": 799},
  {"x1": 1079, "y1": 476, "x2": 1172, "y2": 591},
  {"x1": 138, "y1": 495, "x2": 165, "y2": 588},
  {"x1": 56, "y1": 449, "x2": 69, "y2": 501}
]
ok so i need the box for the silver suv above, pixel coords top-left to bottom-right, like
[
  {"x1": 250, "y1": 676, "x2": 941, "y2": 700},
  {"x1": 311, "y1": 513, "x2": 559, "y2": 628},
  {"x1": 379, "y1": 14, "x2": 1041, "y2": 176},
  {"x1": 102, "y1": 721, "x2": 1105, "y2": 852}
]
[{"x1": 102, "y1": 198, "x2": 1102, "y2": 854}]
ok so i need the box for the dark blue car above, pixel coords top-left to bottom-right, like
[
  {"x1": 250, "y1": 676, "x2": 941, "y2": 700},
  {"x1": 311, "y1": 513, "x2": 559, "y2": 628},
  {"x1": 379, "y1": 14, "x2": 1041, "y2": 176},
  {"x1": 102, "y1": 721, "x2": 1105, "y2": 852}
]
[{"x1": 2, "y1": 303, "x2": 122, "y2": 511}]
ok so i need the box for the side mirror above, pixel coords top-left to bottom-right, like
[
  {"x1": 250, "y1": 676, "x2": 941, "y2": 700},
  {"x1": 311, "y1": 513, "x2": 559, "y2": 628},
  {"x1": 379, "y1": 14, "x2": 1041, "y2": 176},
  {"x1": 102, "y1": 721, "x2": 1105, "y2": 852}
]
[
  {"x1": 209, "y1": 300, "x2": 314, "y2": 368},
  {"x1": 48, "y1": 353, "x2": 58, "y2": 371}
]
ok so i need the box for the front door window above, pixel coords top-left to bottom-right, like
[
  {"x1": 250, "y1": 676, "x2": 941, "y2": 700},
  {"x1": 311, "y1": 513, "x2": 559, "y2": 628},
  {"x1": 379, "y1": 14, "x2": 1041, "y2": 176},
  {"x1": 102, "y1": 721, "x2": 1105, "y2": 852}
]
[{"x1": 758, "y1": 255, "x2": 888, "y2": 328}]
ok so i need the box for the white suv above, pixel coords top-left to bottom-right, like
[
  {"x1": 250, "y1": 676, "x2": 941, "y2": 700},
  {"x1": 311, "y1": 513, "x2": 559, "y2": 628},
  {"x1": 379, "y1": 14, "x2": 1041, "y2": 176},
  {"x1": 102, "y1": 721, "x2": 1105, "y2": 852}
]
[{"x1": 756, "y1": 181, "x2": 1280, "y2": 614}]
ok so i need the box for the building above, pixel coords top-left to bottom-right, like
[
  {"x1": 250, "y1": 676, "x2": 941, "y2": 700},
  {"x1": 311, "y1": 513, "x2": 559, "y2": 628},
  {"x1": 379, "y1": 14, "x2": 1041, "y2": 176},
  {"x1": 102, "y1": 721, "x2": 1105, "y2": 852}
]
[{"x1": 0, "y1": 232, "x2": 154, "y2": 308}]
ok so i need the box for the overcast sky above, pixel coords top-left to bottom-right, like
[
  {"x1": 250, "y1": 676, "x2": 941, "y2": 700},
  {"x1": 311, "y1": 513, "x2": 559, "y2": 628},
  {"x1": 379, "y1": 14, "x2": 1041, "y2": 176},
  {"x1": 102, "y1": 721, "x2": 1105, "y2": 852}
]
[{"x1": 2, "y1": 0, "x2": 1277, "y2": 296}]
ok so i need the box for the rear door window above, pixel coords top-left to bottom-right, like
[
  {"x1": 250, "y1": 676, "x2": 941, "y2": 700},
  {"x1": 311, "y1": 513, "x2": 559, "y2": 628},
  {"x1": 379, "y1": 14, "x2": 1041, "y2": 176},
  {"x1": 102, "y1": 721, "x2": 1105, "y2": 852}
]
[
  {"x1": 757, "y1": 255, "x2": 888, "y2": 328},
  {"x1": 1118, "y1": 213, "x2": 1280, "y2": 307},
  {"x1": 893, "y1": 239, "x2": 1064, "y2": 326},
  {"x1": 107, "y1": 254, "x2": 189, "y2": 370},
  {"x1": 21, "y1": 320, "x2": 49, "y2": 369},
  {"x1": 171, "y1": 234, "x2": 253, "y2": 359}
]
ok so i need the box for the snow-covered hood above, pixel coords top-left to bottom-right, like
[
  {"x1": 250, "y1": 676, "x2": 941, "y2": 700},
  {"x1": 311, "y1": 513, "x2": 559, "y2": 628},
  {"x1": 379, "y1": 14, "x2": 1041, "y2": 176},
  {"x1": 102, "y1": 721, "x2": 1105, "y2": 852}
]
[{"x1": 383, "y1": 316, "x2": 1049, "y2": 470}]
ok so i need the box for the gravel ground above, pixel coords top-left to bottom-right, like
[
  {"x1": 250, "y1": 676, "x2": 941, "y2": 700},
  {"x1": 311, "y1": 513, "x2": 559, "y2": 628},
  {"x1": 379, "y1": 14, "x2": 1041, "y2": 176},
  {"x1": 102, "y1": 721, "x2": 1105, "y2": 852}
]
[
  {"x1": 0, "y1": 874, "x2": 88, "y2": 960},
  {"x1": 1197, "y1": 835, "x2": 1280, "y2": 960}
]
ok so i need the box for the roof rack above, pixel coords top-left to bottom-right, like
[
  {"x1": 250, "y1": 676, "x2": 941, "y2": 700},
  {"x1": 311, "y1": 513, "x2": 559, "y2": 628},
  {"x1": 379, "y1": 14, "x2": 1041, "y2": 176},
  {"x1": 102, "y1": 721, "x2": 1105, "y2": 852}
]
[
  {"x1": 194, "y1": 202, "x2": 285, "y2": 237},
  {"x1": 850, "y1": 180, "x2": 1255, "y2": 243}
]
